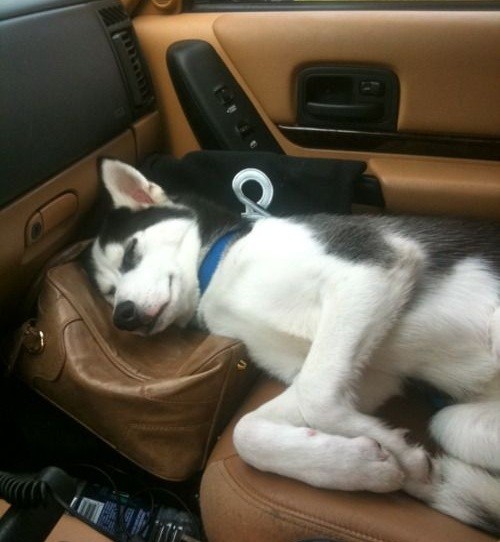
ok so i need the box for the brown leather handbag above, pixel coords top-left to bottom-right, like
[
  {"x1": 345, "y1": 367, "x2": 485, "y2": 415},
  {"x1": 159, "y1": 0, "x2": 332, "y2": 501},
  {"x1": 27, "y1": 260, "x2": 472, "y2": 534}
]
[{"x1": 11, "y1": 259, "x2": 258, "y2": 481}]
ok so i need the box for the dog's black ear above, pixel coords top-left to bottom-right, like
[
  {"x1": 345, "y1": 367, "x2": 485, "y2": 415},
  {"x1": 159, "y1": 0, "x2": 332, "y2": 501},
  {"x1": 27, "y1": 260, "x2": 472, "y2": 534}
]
[{"x1": 99, "y1": 158, "x2": 169, "y2": 210}]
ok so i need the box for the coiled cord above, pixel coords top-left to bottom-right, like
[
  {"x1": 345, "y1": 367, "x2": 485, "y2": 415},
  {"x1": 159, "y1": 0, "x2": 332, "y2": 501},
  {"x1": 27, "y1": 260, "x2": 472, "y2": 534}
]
[
  {"x1": 0, "y1": 471, "x2": 49, "y2": 507},
  {"x1": 0, "y1": 467, "x2": 201, "y2": 542}
]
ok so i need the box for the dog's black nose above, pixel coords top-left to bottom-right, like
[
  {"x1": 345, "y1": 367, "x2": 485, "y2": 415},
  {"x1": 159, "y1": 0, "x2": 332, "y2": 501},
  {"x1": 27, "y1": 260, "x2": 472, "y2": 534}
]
[{"x1": 113, "y1": 300, "x2": 140, "y2": 331}]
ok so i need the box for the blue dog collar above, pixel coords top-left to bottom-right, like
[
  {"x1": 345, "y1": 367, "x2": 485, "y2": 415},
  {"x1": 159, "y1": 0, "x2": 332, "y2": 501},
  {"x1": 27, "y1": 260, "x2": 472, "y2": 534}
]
[{"x1": 198, "y1": 230, "x2": 239, "y2": 295}]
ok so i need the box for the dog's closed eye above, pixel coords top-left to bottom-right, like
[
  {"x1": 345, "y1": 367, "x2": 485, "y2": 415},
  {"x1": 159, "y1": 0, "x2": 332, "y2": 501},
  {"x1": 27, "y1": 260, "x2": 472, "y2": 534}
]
[{"x1": 121, "y1": 238, "x2": 140, "y2": 272}]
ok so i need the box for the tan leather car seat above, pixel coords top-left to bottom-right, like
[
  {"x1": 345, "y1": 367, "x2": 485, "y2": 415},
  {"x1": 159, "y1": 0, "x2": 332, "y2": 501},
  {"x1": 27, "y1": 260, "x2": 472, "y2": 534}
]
[{"x1": 200, "y1": 378, "x2": 496, "y2": 542}]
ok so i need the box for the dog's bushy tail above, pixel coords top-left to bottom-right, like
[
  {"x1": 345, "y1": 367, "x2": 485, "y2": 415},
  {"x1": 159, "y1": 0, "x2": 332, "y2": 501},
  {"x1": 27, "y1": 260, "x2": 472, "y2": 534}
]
[{"x1": 430, "y1": 455, "x2": 500, "y2": 536}]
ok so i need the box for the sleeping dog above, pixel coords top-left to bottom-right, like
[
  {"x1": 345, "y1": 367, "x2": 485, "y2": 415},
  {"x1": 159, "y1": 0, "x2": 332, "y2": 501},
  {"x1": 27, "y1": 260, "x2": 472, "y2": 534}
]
[{"x1": 85, "y1": 159, "x2": 500, "y2": 534}]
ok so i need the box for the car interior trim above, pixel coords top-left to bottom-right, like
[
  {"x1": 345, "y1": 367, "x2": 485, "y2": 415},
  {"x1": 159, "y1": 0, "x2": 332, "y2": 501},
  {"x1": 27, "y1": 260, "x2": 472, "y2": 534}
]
[
  {"x1": 189, "y1": 1, "x2": 500, "y2": 13},
  {"x1": 280, "y1": 126, "x2": 500, "y2": 162}
]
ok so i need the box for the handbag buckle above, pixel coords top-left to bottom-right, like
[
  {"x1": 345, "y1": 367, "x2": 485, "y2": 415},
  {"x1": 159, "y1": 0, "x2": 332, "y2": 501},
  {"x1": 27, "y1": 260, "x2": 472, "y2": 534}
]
[{"x1": 23, "y1": 321, "x2": 45, "y2": 355}]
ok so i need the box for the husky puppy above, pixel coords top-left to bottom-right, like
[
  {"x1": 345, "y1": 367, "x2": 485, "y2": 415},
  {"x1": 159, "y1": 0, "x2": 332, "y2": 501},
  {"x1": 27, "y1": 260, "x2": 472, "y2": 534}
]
[{"x1": 86, "y1": 159, "x2": 500, "y2": 533}]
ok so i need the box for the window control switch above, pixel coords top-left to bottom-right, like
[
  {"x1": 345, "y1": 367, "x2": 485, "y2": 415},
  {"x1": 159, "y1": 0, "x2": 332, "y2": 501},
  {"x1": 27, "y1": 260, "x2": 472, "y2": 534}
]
[
  {"x1": 168, "y1": 40, "x2": 282, "y2": 152},
  {"x1": 236, "y1": 121, "x2": 254, "y2": 138},
  {"x1": 214, "y1": 86, "x2": 234, "y2": 105}
]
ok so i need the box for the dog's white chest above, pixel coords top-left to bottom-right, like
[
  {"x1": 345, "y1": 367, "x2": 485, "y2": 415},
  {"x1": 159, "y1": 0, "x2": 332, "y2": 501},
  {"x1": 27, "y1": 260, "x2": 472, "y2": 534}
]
[{"x1": 198, "y1": 219, "x2": 333, "y2": 380}]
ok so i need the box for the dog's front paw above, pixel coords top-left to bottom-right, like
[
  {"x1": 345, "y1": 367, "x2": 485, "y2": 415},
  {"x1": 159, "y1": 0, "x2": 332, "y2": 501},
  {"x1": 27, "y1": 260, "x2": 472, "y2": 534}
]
[
  {"x1": 401, "y1": 444, "x2": 434, "y2": 483},
  {"x1": 378, "y1": 429, "x2": 433, "y2": 486},
  {"x1": 355, "y1": 435, "x2": 391, "y2": 461},
  {"x1": 348, "y1": 436, "x2": 405, "y2": 492},
  {"x1": 402, "y1": 454, "x2": 440, "y2": 503}
]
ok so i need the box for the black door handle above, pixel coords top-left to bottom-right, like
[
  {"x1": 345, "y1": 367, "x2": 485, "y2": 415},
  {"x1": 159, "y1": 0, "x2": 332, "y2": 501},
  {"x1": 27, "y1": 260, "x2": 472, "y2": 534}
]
[
  {"x1": 306, "y1": 101, "x2": 383, "y2": 121},
  {"x1": 298, "y1": 67, "x2": 398, "y2": 129}
]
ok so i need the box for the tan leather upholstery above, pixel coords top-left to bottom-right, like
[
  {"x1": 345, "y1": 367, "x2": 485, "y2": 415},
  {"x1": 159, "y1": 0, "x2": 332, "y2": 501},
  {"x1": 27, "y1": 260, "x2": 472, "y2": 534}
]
[
  {"x1": 213, "y1": 12, "x2": 500, "y2": 138},
  {"x1": 0, "y1": 500, "x2": 112, "y2": 541},
  {"x1": 200, "y1": 379, "x2": 496, "y2": 542},
  {"x1": 370, "y1": 157, "x2": 500, "y2": 221}
]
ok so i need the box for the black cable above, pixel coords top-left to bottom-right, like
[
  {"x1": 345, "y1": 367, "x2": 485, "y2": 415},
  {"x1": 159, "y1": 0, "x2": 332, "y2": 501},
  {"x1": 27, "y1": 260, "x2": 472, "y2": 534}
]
[
  {"x1": 0, "y1": 467, "x2": 130, "y2": 542},
  {"x1": 0, "y1": 467, "x2": 78, "y2": 542},
  {"x1": 101, "y1": 462, "x2": 201, "y2": 539},
  {"x1": 0, "y1": 466, "x2": 202, "y2": 542},
  {"x1": 145, "y1": 486, "x2": 198, "y2": 528},
  {"x1": 0, "y1": 471, "x2": 48, "y2": 507}
]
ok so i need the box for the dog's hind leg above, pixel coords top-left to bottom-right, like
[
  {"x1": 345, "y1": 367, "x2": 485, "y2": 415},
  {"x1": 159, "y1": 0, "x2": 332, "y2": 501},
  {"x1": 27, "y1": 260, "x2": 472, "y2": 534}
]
[
  {"x1": 422, "y1": 316, "x2": 500, "y2": 533},
  {"x1": 404, "y1": 400, "x2": 500, "y2": 522},
  {"x1": 233, "y1": 386, "x2": 405, "y2": 493},
  {"x1": 430, "y1": 401, "x2": 500, "y2": 470},
  {"x1": 491, "y1": 305, "x2": 500, "y2": 362},
  {"x1": 430, "y1": 456, "x2": 500, "y2": 535}
]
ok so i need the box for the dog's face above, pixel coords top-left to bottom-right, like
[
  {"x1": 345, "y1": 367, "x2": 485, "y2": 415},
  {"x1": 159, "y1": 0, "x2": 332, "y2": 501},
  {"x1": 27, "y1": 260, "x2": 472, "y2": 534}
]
[{"x1": 87, "y1": 160, "x2": 201, "y2": 335}]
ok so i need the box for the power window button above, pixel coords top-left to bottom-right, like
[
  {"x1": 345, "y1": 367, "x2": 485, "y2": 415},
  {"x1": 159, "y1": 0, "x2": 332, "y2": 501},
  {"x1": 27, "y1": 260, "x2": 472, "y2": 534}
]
[
  {"x1": 214, "y1": 85, "x2": 234, "y2": 105},
  {"x1": 236, "y1": 121, "x2": 254, "y2": 139}
]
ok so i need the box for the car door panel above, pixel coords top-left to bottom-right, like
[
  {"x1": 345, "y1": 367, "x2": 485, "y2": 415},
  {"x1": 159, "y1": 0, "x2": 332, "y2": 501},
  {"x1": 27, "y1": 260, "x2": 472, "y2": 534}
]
[
  {"x1": 212, "y1": 11, "x2": 500, "y2": 138},
  {"x1": 0, "y1": 130, "x2": 135, "y2": 323},
  {"x1": 0, "y1": 109, "x2": 163, "y2": 323},
  {"x1": 370, "y1": 156, "x2": 500, "y2": 220},
  {"x1": 133, "y1": 10, "x2": 500, "y2": 220}
]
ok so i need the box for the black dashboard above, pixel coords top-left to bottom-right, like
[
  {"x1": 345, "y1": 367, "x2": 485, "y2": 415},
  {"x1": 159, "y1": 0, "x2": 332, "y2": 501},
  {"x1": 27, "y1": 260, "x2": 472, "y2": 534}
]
[{"x1": 0, "y1": 0, "x2": 154, "y2": 207}]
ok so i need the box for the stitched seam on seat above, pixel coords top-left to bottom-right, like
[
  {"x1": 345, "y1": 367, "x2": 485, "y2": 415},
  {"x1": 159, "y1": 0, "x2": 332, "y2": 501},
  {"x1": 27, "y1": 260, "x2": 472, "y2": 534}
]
[
  {"x1": 213, "y1": 462, "x2": 342, "y2": 540},
  {"x1": 216, "y1": 461, "x2": 394, "y2": 542}
]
